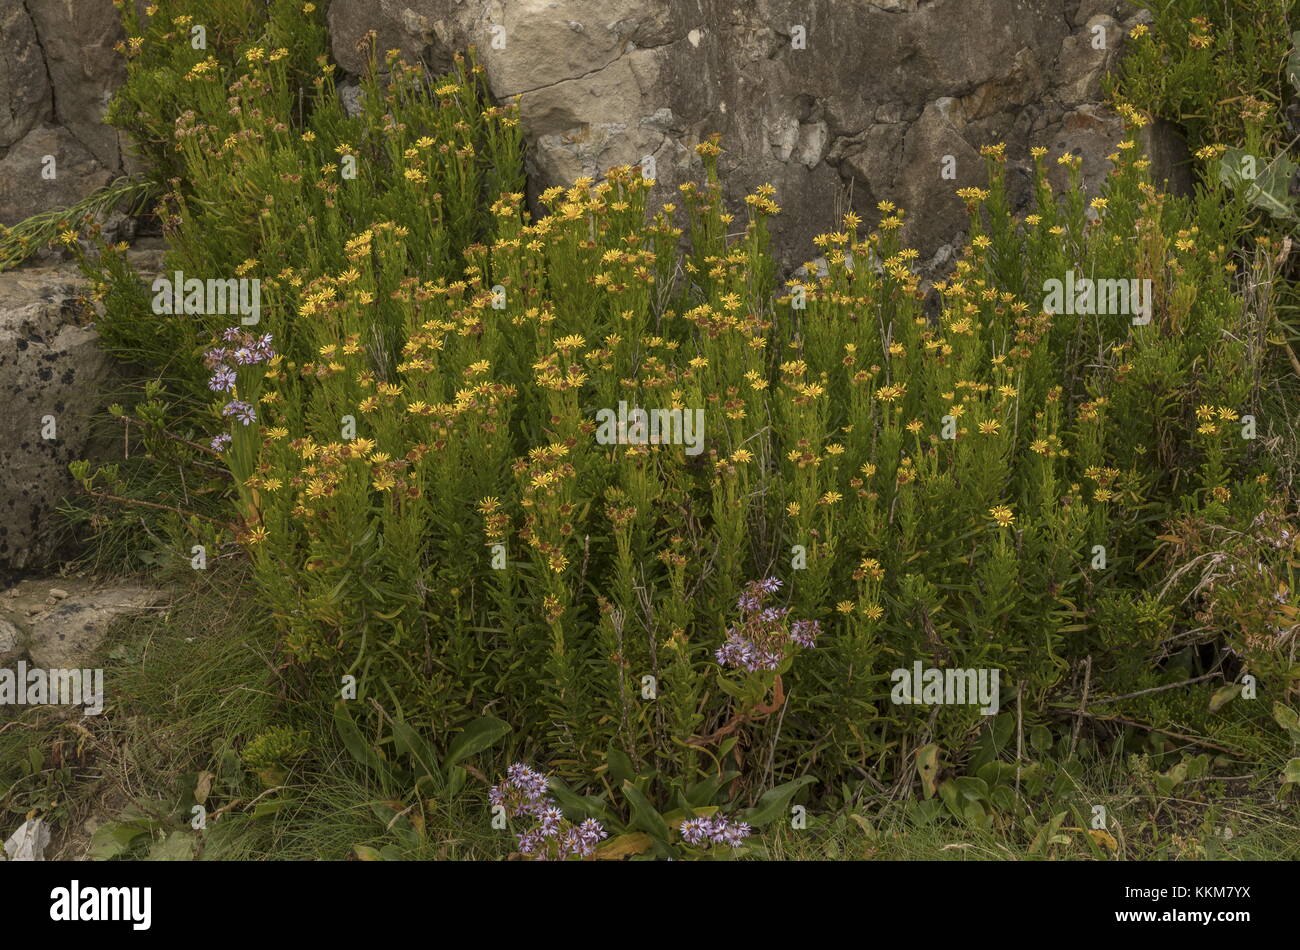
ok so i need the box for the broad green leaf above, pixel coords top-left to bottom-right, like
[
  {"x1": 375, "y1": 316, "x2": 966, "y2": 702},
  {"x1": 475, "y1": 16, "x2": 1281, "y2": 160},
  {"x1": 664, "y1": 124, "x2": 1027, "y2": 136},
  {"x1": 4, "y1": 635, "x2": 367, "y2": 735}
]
[
  {"x1": 739, "y1": 774, "x2": 816, "y2": 827},
  {"x1": 1283, "y1": 758, "x2": 1300, "y2": 784},
  {"x1": 1030, "y1": 724, "x2": 1054, "y2": 754},
  {"x1": 333, "y1": 702, "x2": 389, "y2": 780},
  {"x1": 1272, "y1": 702, "x2": 1300, "y2": 741},
  {"x1": 88, "y1": 820, "x2": 153, "y2": 861},
  {"x1": 594, "y1": 831, "x2": 653, "y2": 859},
  {"x1": 444, "y1": 716, "x2": 511, "y2": 767},
  {"x1": 392, "y1": 719, "x2": 441, "y2": 781},
  {"x1": 1209, "y1": 683, "x2": 1242, "y2": 713},
  {"x1": 145, "y1": 831, "x2": 195, "y2": 861},
  {"x1": 606, "y1": 745, "x2": 635, "y2": 787},
  {"x1": 621, "y1": 780, "x2": 669, "y2": 841}
]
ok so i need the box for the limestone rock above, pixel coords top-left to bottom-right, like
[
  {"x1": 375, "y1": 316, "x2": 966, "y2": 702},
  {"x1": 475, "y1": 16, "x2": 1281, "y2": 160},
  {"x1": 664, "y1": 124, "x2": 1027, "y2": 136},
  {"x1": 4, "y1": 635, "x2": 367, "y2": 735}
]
[
  {"x1": 16, "y1": 580, "x2": 168, "y2": 669},
  {"x1": 326, "y1": 0, "x2": 1151, "y2": 264},
  {"x1": 0, "y1": 265, "x2": 110, "y2": 569},
  {"x1": 0, "y1": 0, "x2": 126, "y2": 226}
]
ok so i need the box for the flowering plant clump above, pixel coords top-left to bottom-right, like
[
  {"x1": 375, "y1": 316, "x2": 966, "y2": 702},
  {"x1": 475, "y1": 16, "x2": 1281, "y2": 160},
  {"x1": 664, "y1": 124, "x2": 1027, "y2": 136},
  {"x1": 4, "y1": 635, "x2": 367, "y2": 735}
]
[
  {"x1": 208, "y1": 328, "x2": 276, "y2": 436},
  {"x1": 679, "y1": 814, "x2": 753, "y2": 849},
  {"x1": 716, "y1": 577, "x2": 820, "y2": 671},
  {"x1": 490, "y1": 763, "x2": 608, "y2": 860},
  {"x1": 67, "y1": 0, "x2": 1300, "y2": 860}
]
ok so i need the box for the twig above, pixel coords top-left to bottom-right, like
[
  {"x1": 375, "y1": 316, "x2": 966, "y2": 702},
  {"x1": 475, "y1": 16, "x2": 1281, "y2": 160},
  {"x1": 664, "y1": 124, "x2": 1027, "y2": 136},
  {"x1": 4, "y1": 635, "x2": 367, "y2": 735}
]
[
  {"x1": 1051, "y1": 709, "x2": 1242, "y2": 757},
  {"x1": 1085, "y1": 671, "x2": 1219, "y2": 708},
  {"x1": 1069, "y1": 655, "x2": 1092, "y2": 759},
  {"x1": 78, "y1": 484, "x2": 234, "y2": 528}
]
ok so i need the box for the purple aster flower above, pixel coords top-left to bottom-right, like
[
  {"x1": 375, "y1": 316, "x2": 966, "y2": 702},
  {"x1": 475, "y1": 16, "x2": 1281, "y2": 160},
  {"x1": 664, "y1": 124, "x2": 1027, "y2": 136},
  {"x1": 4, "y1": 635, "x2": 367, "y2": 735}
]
[
  {"x1": 789, "y1": 619, "x2": 820, "y2": 648},
  {"x1": 577, "y1": 818, "x2": 606, "y2": 851},
  {"x1": 721, "y1": 821, "x2": 752, "y2": 847},
  {"x1": 209, "y1": 366, "x2": 237, "y2": 392},
  {"x1": 210, "y1": 432, "x2": 232, "y2": 452},
  {"x1": 538, "y1": 805, "x2": 564, "y2": 837},
  {"x1": 222, "y1": 327, "x2": 242, "y2": 342},
  {"x1": 222, "y1": 400, "x2": 256, "y2": 425},
  {"x1": 758, "y1": 577, "x2": 783, "y2": 594},
  {"x1": 680, "y1": 817, "x2": 708, "y2": 845},
  {"x1": 516, "y1": 829, "x2": 543, "y2": 855}
]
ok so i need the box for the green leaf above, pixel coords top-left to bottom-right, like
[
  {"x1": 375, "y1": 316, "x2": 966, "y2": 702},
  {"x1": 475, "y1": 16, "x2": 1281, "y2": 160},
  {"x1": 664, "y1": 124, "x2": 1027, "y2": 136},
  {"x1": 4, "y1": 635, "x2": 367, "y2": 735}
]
[
  {"x1": 88, "y1": 820, "x2": 154, "y2": 860},
  {"x1": 1283, "y1": 758, "x2": 1300, "y2": 785},
  {"x1": 444, "y1": 717, "x2": 511, "y2": 768},
  {"x1": 145, "y1": 831, "x2": 196, "y2": 861},
  {"x1": 594, "y1": 831, "x2": 653, "y2": 859},
  {"x1": 915, "y1": 743, "x2": 940, "y2": 799},
  {"x1": 1272, "y1": 702, "x2": 1300, "y2": 742},
  {"x1": 333, "y1": 702, "x2": 389, "y2": 781},
  {"x1": 739, "y1": 774, "x2": 816, "y2": 827},
  {"x1": 621, "y1": 780, "x2": 670, "y2": 841},
  {"x1": 938, "y1": 780, "x2": 962, "y2": 819},
  {"x1": 1030, "y1": 724, "x2": 1054, "y2": 754},
  {"x1": 392, "y1": 719, "x2": 441, "y2": 782},
  {"x1": 1209, "y1": 683, "x2": 1242, "y2": 713},
  {"x1": 606, "y1": 745, "x2": 635, "y2": 788}
]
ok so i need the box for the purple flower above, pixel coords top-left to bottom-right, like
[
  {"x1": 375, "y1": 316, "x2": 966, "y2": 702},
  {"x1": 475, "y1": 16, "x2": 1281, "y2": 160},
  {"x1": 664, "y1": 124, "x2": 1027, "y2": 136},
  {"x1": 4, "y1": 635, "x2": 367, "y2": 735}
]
[
  {"x1": 222, "y1": 400, "x2": 256, "y2": 425},
  {"x1": 538, "y1": 805, "x2": 564, "y2": 838},
  {"x1": 681, "y1": 815, "x2": 751, "y2": 849},
  {"x1": 211, "y1": 433, "x2": 232, "y2": 452},
  {"x1": 222, "y1": 327, "x2": 243, "y2": 342},
  {"x1": 758, "y1": 577, "x2": 783, "y2": 594},
  {"x1": 209, "y1": 366, "x2": 237, "y2": 392},
  {"x1": 680, "y1": 817, "x2": 708, "y2": 844},
  {"x1": 789, "y1": 619, "x2": 820, "y2": 649},
  {"x1": 720, "y1": 821, "x2": 751, "y2": 847}
]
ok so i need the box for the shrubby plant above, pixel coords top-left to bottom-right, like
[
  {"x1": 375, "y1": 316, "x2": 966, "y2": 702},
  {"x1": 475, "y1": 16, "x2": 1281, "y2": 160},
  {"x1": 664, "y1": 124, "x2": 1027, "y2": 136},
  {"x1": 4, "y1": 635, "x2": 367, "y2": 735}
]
[{"x1": 63, "y1": 0, "x2": 1300, "y2": 856}]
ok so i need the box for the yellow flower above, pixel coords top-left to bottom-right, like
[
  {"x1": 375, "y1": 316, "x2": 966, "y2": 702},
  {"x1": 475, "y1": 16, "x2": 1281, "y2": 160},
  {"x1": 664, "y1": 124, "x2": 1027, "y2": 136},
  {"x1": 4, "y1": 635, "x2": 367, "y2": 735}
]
[
  {"x1": 819, "y1": 491, "x2": 842, "y2": 505},
  {"x1": 989, "y1": 505, "x2": 1015, "y2": 528},
  {"x1": 978, "y1": 419, "x2": 1002, "y2": 435},
  {"x1": 858, "y1": 558, "x2": 885, "y2": 580}
]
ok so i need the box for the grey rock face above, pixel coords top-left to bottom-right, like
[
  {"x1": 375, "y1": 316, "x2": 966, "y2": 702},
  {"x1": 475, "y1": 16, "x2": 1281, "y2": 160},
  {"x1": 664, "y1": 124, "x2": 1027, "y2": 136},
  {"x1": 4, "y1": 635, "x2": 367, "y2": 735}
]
[
  {"x1": 0, "y1": 0, "x2": 126, "y2": 227},
  {"x1": 0, "y1": 266, "x2": 111, "y2": 569},
  {"x1": 327, "y1": 0, "x2": 1159, "y2": 266},
  {"x1": 24, "y1": 584, "x2": 167, "y2": 670}
]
